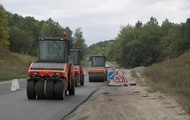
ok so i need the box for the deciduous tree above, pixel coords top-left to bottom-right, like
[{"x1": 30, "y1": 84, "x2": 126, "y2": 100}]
[{"x1": 0, "y1": 5, "x2": 9, "y2": 47}]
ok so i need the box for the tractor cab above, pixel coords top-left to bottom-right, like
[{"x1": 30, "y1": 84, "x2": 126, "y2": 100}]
[
  {"x1": 68, "y1": 49, "x2": 82, "y2": 65},
  {"x1": 90, "y1": 55, "x2": 106, "y2": 67},
  {"x1": 37, "y1": 37, "x2": 70, "y2": 63}
]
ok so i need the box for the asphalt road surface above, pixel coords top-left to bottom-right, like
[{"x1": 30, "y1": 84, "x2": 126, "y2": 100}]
[{"x1": 0, "y1": 74, "x2": 105, "y2": 120}]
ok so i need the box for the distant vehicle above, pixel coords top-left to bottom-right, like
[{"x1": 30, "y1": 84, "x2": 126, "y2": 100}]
[
  {"x1": 69, "y1": 48, "x2": 84, "y2": 87},
  {"x1": 86, "y1": 58, "x2": 89, "y2": 62},
  {"x1": 88, "y1": 55, "x2": 108, "y2": 82},
  {"x1": 105, "y1": 64, "x2": 110, "y2": 68}
]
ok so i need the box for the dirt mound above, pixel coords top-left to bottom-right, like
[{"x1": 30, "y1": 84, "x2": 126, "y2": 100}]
[{"x1": 65, "y1": 69, "x2": 189, "y2": 120}]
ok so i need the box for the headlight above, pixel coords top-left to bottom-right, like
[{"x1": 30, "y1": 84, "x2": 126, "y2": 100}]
[
  {"x1": 33, "y1": 72, "x2": 39, "y2": 76},
  {"x1": 54, "y1": 72, "x2": 61, "y2": 76}
]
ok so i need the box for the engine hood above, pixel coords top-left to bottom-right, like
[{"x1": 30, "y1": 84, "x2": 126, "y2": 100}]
[{"x1": 30, "y1": 62, "x2": 65, "y2": 70}]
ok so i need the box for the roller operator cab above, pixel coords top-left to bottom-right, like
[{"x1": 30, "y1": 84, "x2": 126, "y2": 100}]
[
  {"x1": 27, "y1": 37, "x2": 76, "y2": 100},
  {"x1": 68, "y1": 49, "x2": 85, "y2": 87},
  {"x1": 88, "y1": 55, "x2": 108, "y2": 82}
]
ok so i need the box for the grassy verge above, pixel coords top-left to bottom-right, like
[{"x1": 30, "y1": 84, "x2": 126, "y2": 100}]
[
  {"x1": 0, "y1": 48, "x2": 35, "y2": 81},
  {"x1": 141, "y1": 51, "x2": 190, "y2": 113},
  {"x1": 81, "y1": 59, "x2": 90, "y2": 67},
  {"x1": 130, "y1": 70, "x2": 138, "y2": 78}
]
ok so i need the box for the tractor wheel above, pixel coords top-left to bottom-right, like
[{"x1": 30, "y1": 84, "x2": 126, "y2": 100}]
[
  {"x1": 46, "y1": 80, "x2": 54, "y2": 99},
  {"x1": 69, "y1": 76, "x2": 76, "y2": 95},
  {"x1": 105, "y1": 76, "x2": 107, "y2": 81},
  {"x1": 89, "y1": 76, "x2": 92, "y2": 82},
  {"x1": 89, "y1": 73, "x2": 105, "y2": 82},
  {"x1": 80, "y1": 75, "x2": 84, "y2": 86},
  {"x1": 75, "y1": 75, "x2": 79, "y2": 87},
  {"x1": 36, "y1": 80, "x2": 45, "y2": 99},
  {"x1": 27, "y1": 80, "x2": 36, "y2": 99},
  {"x1": 105, "y1": 74, "x2": 108, "y2": 81},
  {"x1": 54, "y1": 80, "x2": 65, "y2": 100},
  {"x1": 89, "y1": 73, "x2": 95, "y2": 82}
]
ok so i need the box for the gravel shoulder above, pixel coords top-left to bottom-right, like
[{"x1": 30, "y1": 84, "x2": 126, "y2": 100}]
[{"x1": 64, "y1": 69, "x2": 190, "y2": 120}]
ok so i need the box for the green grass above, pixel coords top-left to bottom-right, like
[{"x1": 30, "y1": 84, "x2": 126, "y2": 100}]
[
  {"x1": 142, "y1": 51, "x2": 190, "y2": 114},
  {"x1": 130, "y1": 70, "x2": 138, "y2": 78},
  {"x1": 0, "y1": 47, "x2": 35, "y2": 81},
  {"x1": 81, "y1": 59, "x2": 90, "y2": 67}
]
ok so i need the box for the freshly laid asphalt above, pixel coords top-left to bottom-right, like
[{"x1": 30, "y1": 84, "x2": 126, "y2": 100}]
[{"x1": 0, "y1": 74, "x2": 105, "y2": 120}]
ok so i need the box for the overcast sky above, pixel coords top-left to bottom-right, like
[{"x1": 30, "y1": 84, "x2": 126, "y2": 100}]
[{"x1": 1, "y1": 0, "x2": 190, "y2": 46}]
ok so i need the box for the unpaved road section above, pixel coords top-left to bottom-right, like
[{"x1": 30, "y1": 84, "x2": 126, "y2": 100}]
[{"x1": 65, "y1": 69, "x2": 190, "y2": 120}]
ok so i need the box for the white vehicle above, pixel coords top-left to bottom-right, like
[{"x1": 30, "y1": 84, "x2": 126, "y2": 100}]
[{"x1": 105, "y1": 64, "x2": 110, "y2": 68}]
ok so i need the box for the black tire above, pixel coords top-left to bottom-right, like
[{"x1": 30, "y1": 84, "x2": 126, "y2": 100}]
[
  {"x1": 80, "y1": 75, "x2": 84, "y2": 86},
  {"x1": 27, "y1": 80, "x2": 36, "y2": 99},
  {"x1": 89, "y1": 76, "x2": 92, "y2": 82},
  {"x1": 54, "y1": 80, "x2": 65, "y2": 100},
  {"x1": 69, "y1": 77, "x2": 76, "y2": 95},
  {"x1": 105, "y1": 76, "x2": 107, "y2": 81},
  {"x1": 105, "y1": 73, "x2": 108, "y2": 81},
  {"x1": 36, "y1": 80, "x2": 45, "y2": 99},
  {"x1": 103, "y1": 75, "x2": 105, "y2": 82},
  {"x1": 46, "y1": 80, "x2": 54, "y2": 99},
  {"x1": 75, "y1": 75, "x2": 79, "y2": 87},
  {"x1": 89, "y1": 73, "x2": 105, "y2": 82},
  {"x1": 89, "y1": 74, "x2": 94, "y2": 82}
]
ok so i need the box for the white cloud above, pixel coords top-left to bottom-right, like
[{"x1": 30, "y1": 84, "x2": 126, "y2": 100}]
[{"x1": 1, "y1": 0, "x2": 190, "y2": 46}]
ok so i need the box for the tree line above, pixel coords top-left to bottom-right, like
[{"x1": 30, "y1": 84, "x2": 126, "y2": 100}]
[
  {"x1": 0, "y1": 5, "x2": 87, "y2": 56},
  {"x1": 88, "y1": 17, "x2": 190, "y2": 68},
  {"x1": 1, "y1": 4, "x2": 190, "y2": 68},
  {"x1": 86, "y1": 40, "x2": 114, "y2": 56}
]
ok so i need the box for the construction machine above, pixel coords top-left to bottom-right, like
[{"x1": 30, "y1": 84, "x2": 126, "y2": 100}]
[
  {"x1": 27, "y1": 35, "x2": 76, "y2": 100},
  {"x1": 88, "y1": 55, "x2": 108, "y2": 82},
  {"x1": 68, "y1": 48, "x2": 84, "y2": 87}
]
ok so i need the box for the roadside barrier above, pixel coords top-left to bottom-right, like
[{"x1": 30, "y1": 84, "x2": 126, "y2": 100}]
[{"x1": 11, "y1": 79, "x2": 20, "y2": 91}]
